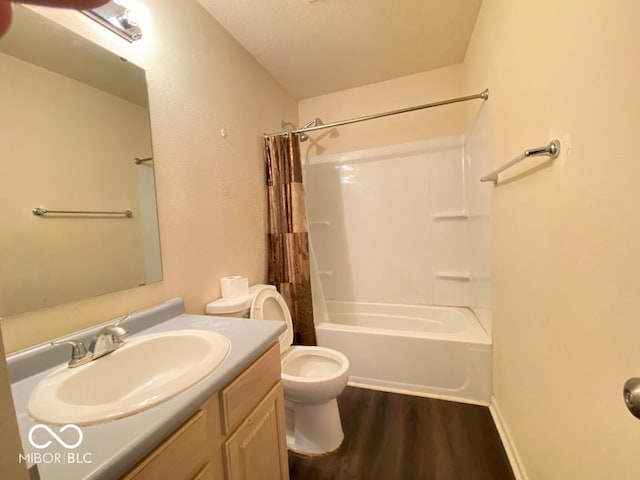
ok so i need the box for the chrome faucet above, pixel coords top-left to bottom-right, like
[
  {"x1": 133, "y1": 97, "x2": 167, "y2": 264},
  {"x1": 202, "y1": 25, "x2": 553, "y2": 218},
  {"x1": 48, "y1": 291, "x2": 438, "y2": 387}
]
[
  {"x1": 89, "y1": 321, "x2": 128, "y2": 360},
  {"x1": 52, "y1": 316, "x2": 129, "y2": 367}
]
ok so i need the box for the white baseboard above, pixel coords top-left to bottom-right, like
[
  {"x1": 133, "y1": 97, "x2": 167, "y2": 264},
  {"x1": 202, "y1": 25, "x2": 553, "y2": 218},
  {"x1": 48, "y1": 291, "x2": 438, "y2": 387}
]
[{"x1": 489, "y1": 396, "x2": 528, "y2": 480}]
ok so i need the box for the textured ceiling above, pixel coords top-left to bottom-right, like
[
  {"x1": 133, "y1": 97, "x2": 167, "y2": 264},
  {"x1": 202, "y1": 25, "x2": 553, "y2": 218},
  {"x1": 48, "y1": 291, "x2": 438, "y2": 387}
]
[{"x1": 196, "y1": 0, "x2": 482, "y2": 99}]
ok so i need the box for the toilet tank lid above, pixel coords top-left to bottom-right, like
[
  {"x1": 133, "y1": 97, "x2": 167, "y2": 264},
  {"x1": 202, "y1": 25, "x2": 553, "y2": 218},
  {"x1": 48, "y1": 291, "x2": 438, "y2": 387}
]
[
  {"x1": 205, "y1": 284, "x2": 275, "y2": 315},
  {"x1": 206, "y1": 295, "x2": 252, "y2": 314}
]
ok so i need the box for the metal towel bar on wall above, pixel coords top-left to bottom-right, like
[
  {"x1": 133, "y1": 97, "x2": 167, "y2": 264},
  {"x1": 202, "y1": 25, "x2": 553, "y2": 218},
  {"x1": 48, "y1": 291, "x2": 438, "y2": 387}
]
[
  {"x1": 32, "y1": 208, "x2": 133, "y2": 217},
  {"x1": 481, "y1": 139, "x2": 560, "y2": 184}
]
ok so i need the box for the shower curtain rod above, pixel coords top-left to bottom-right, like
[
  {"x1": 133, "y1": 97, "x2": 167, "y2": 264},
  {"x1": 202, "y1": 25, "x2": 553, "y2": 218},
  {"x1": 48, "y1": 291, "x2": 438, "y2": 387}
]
[{"x1": 263, "y1": 89, "x2": 488, "y2": 138}]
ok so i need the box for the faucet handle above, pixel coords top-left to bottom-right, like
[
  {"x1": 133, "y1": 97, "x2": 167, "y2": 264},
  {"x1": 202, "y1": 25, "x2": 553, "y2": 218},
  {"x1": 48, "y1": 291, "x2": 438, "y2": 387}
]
[
  {"x1": 110, "y1": 315, "x2": 130, "y2": 337},
  {"x1": 91, "y1": 318, "x2": 129, "y2": 359},
  {"x1": 103, "y1": 321, "x2": 128, "y2": 340},
  {"x1": 51, "y1": 339, "x2": 92, "y2": 368}
]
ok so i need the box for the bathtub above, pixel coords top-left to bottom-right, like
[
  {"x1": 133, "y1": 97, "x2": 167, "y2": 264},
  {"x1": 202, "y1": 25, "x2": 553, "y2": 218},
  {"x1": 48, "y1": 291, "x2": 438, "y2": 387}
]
[{"x1": 315, "y1": 301, "x2": 492, "y2": 404}]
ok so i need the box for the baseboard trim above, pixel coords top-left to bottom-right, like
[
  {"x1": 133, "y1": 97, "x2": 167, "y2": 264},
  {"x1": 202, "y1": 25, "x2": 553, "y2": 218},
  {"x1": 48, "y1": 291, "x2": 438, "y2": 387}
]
[{"x1": 489, "y1": 396, "x2": 528, "y2": 480}]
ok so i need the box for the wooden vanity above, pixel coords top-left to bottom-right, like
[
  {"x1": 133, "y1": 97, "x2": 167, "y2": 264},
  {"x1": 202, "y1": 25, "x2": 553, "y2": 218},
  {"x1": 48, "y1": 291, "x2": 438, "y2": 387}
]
[
  {"x1": 122, "y1": 343, "x2": 289, "y2": 480},
  {"x1": 7, "y1": 301, "x2": 287, "y2": 480}
]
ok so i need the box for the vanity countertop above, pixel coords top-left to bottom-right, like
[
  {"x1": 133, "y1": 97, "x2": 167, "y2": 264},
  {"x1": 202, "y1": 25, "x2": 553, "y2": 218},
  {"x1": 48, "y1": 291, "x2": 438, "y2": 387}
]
[{"x1": 7, "y1": 298, "x2": 285, "y2": 480}]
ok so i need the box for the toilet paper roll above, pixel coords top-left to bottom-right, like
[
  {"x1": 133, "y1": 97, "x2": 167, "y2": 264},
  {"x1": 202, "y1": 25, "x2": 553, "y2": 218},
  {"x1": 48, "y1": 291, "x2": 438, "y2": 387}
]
[{"x1": 220, "y1": 276, "x2": 249, "y2": 298}]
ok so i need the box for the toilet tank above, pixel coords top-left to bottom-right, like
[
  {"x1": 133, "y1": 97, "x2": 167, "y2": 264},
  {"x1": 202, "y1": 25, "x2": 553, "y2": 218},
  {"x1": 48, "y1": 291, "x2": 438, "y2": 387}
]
[{"x1": 205, "y1": 284, "x2": 276, "y2": 317}]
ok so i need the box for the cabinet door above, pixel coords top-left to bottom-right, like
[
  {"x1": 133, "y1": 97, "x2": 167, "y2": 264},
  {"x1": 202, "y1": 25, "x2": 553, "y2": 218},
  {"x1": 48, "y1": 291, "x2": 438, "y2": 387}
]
[{"x1": 223, "y1": 383, "x2": 289, "y2": 480}]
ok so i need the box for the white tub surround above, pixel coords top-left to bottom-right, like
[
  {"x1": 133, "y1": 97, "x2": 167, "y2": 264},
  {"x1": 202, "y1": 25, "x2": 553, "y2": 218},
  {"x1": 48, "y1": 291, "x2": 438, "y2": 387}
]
[
  {"x1": 304, "y1": 135, "x2": 474, "y2": 308},
  {"x1": 305, "y1": 128, "x2": 492, "y2": 404},
  {"x1": 316, "y1": 301, "x2": 491, "y2": 404},
  {"x1": 463, "y1": 104, "x2": 492, "y2": 334},
  {"x1": 304, "y1": 132, "x2": 492, "y2": 330}
]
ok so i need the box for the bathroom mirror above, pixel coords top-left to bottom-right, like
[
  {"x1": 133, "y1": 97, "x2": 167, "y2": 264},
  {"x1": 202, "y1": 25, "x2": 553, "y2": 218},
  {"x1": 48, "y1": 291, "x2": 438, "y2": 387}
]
[{"x1": 0, "y1": 6, "x2": 162, "y2": 317}]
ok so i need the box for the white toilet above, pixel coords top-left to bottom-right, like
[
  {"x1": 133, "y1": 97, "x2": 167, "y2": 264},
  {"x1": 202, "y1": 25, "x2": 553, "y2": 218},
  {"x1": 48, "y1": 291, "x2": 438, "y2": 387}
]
[{"x1": 206, "y1": 284, "x2": 350, "y2": 455}]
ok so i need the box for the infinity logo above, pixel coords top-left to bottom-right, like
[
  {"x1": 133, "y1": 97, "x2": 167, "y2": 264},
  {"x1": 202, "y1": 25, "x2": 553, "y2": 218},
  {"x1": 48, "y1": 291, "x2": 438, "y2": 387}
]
[{"x1": 28, "y1": 424, "x2": 83, "y2": 450}]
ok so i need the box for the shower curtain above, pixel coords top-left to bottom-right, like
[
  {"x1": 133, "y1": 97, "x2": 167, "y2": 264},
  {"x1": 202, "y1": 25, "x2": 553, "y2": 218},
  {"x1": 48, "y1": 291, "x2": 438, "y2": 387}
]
[{"x1": 264, "y1": 133, "x2": 317, "y2": 346}]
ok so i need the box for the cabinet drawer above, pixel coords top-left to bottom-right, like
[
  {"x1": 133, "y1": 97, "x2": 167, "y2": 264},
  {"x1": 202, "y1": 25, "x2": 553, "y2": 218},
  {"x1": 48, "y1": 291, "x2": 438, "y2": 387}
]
[
  {"x1": 122, "y1": 411, "x2": 208, "y2": 480},
  {"x1": 220, "y1": 342, "x2": 280, "y2": 434}
]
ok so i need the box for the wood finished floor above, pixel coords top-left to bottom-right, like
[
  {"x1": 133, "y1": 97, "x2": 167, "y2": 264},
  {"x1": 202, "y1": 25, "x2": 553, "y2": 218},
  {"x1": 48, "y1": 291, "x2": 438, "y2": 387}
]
[{"x1": 288, "y1": 387, "x2": 515, "y2": 480}]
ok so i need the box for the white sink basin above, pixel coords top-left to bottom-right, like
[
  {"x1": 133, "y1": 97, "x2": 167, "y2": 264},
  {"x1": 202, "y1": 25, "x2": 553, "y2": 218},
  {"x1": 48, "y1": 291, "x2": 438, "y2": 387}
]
[{"x1": 28, "y1": 329, "x2": 231, "y2": 425}]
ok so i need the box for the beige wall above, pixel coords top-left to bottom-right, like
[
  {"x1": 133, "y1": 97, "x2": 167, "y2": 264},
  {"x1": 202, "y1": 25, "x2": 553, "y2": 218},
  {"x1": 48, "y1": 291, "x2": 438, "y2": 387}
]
[
  {"x1": 0, "y1": 1, "x2": 297, "y2": 353},
  {"x1": 464, "y1": 0, "x2": 640, "y2": 478},
  {"x1": 298, "y1": 63, "x2": 468, "y2": 159},
  {"x1": 5, "y1": 1, "x2": 639, "y2": 478},
  {"x1": 0, "y1": 52, "x2": 149, "y2": 316}
]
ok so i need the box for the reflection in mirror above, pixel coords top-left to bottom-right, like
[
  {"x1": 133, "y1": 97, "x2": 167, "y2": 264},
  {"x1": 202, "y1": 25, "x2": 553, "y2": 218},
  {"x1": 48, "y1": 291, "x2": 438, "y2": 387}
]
[
  {"x1": 0, "y1": 6, "x2": 162, "y2": 317},
  {"x1": 82, "y1": 1, "x2": 144, "y2": 43}
]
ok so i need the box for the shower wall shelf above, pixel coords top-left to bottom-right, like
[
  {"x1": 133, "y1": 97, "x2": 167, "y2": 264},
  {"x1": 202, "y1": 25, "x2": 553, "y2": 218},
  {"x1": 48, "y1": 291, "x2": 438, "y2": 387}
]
[
  {"x1": 434, "y1": 271, "x2": 472, "y2": 281},
  {"x1": 432, "y1": 210, "x2": 469, "y2": 220},
  {"x1": 309, "y1": 220, "x2": 332, "y2": 227},
  {"x1": 318, "y1": 271, "x2": 334, "y2": 277}
]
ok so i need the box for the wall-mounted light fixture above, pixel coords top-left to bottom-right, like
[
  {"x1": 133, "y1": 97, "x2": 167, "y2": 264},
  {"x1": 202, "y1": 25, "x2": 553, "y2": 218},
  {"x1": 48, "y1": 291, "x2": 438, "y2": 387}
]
[{"x1": 82, "y1": 1, "x2": 142, "y2": 42}]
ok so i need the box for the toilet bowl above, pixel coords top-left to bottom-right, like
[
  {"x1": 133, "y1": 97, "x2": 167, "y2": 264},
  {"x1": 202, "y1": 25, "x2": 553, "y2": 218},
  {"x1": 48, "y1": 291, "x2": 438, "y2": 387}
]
[{"x1": 206, "y1": 284, "x2": 350, "y2": 455}]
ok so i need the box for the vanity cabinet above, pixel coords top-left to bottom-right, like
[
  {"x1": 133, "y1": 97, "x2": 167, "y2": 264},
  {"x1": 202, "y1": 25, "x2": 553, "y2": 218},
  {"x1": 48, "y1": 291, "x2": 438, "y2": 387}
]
[{"x1": 122, "y1": 343, "x2": 289, "y2": 480}]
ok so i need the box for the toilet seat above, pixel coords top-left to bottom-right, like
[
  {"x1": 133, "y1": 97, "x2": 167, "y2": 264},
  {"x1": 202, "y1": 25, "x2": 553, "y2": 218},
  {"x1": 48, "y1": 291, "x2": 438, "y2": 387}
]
[
  {"x1": 250, "y1": 287, "x2": 294, "y2": 354},
  {"x1": 280, "y1": 345, "x2": 349, "y2": 408},
  {"x1": 281, "y1": 346, "x2": 349, "y2": 382}
]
